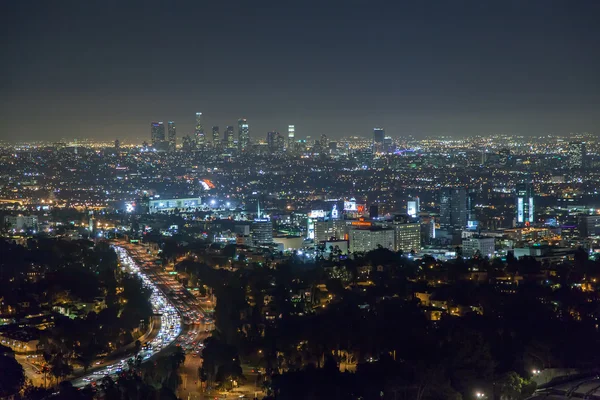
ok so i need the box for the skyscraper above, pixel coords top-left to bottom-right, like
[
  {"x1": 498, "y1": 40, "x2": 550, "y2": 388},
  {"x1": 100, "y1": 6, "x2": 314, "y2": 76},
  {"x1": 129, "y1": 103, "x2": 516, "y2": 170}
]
[
  {"x1": 167, "y1": 121, "x2": 176, "y2": 152},
  {"x1": 320, "y1": 134, "x2": 328, "y2": 148},
  {"x1": 252, "y1": 201, "x2": 272, "y2": 245},
  {"x1": 151, "y1": 122, "x2": 166, "y2": 150},
  {"x1": 267, "y1": 131, "x2": 284, "y2": 153},
  {"x1": 568, "y1": 142, "x2": 586, "y2": 169},
  {"x1": 439, "y1": 188, "x2": 468, "y2": 230},
  {"x1": 373, "y1": 127, "x2": 385, "y2": 152},
  {"x1": 195, "y1": 112, "x2": 205, "y2": 149},
  {"x1": 515, "y1": 183, "x2": 534, "y2": 226},
  {"x1": 383, "y1": 136, "x2": 393, "y2": 153},
  {"x1": 212, "y1": 126, "x2": 220, "y2": 145},
  {"x1": 238, "y1": 118, "x2": 249, "y2": 151},
  {"x1": 224, "y1": 125, "x2": 234, "y2": 148},
  {"x1": 288, "y1": 125, "x2": 295, "y2": 149}
]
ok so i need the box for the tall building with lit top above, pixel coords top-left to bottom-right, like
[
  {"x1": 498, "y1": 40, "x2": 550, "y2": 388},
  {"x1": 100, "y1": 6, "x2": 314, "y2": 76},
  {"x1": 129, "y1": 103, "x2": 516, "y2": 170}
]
[
  {"x1": 212, "y1": 126, "x2": 219, "y2": 145},
  {"x1": 238, "y1": 118, "x2": 249, "y2": 151},
  {"x1": 167, "y1": 121, "x2": 176, "y2": 152},
  {"x1": 515, "y1": 183, "x2": 534, "y2": 226},
  {"x1": 251, "y1": 202, "x2": 272, "y2": 245},
  {"x1": 195, "y1": 112, "x2": 205, "y2": 149},
  {"x1": 288, "y1": 125, "x2": 295, "y2": 149}
]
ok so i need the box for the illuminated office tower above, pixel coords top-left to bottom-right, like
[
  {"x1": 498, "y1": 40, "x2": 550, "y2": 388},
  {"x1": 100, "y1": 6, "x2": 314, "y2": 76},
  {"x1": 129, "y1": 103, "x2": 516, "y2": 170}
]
[
  {"x1": 212, "y1": 126, "x2": 220, "y2": 145},
  {"x1": 238, "y1": 118, "x2": 249, "y2": 151},
  {"x1": 373, "y1": 127, "x2": 385, "y2": 152},
  {"x1": 288, "y1": 125, "x2": 295, "y2": 149},
  {"x1": 224, "y1": 125, "x2": 234, "y2": 148},
  {"x1": 568, "y1": 142, "x2": 586, "y2": 169},
  {"x1": 151, "y1": 121, "x2": 166, "y2": 149},
  {"x1": 515, "y1": 183, "x2": 534, "y2": 226},
  {"x1": 391, "y1": 215, "x2": 421, "y2": 253},
  {"x1": 195, "y1": 112, "x2": 205, "y2": 149},
  {"x1": 167, "y1": 121, "x2": 176, "y2": 152}
]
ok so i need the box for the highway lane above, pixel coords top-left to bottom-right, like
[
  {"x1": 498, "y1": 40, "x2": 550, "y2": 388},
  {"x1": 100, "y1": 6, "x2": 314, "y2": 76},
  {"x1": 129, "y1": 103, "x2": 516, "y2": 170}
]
[{"x1": 71, "y1": 245, "x2": 183, "y2": 388}]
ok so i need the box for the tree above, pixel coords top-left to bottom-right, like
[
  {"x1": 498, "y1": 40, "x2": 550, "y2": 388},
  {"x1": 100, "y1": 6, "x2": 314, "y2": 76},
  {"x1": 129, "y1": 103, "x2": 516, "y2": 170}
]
[
  {"x1": 0, "y1": 354, "x2": 25, "y2": 397},
  {"x1": 496, "y1": 371, "x2": 537, "y2": 400}
]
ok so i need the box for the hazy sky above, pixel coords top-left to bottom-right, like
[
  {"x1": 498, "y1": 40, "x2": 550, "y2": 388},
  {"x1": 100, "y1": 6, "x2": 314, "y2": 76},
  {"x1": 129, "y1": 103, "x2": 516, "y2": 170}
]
[{"x1": 1, "y1": 0, "x2": 599, "y2": 142}]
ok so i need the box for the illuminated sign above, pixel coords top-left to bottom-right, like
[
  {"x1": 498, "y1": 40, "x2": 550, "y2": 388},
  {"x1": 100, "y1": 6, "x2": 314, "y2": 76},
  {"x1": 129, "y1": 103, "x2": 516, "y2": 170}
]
[
  {"x1": 344, "y1": 201, "x2": 357, "y2": 211},
  {"x1": 125, "y1": 202, "x2": 135, "y2": 213},
  {"x1": 407, "y1": 201, "x2": 417, "y2": 217},
  {"x1": 517, "y1": 198, "x2": 524, "y2": 223},
  {"x1": 200, "y1": 179, "x2": 215, "y2": 190},
  {"x1": 351, "y1": 221, "x2": 372, "y2": 227},
  {"x1": 308, "y1": 210, "x2": 326, "y2": 218},
  {"x1": 528, "y1": 197, "x2": 534, "y2": 223}
]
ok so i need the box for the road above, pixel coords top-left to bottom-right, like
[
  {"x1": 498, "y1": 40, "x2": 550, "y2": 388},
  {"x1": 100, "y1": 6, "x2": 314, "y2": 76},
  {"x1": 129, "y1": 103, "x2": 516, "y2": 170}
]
[
  {"x1": 71, "y1": 245, "x2": 183, "y2": 387},
  {"x1": 112, "y1": 242, "x2": 266, "y2": 399}
]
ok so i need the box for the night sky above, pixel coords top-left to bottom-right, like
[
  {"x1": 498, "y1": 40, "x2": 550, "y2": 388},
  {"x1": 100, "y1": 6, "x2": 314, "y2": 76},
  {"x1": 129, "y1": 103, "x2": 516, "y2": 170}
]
[{"x1": 2, "y1": 1, "x2": 599, "y2": 142}]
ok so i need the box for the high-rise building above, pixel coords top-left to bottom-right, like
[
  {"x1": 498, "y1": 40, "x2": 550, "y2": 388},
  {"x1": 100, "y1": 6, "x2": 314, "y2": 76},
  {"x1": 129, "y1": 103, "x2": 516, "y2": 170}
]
[
  {"x1": 114, "y1": 139, "x2": 120, "y2": 152},
  {"x1": 182, "y1": 135, "x2": 194, "y2": 152},
  {"x1": 267, "y1": 131, "x2": 284, "y2": 153},
  {"x1": 349, "y1": 227, "x2": 394, "y2": 254},
  {"x1": 288, "y1": 125, "x2": 295, "y2": 150},
  {"x1": 439, "y1": 188, "x2": 468, "y2": 230},
  {"x1": 238, "y1": 118, "x2": 249, "y2": 151},
  {"x1": 390, "y1": 215, "x2": 421, "y2": 253},
  {"x1": 151, "y1": 122, "x2": 166, "y2": 150},
  {"x1": 462, "y1": 236, "x2": 495, "y2": 258},
  {"x1": 167, "y1": 121, "x2": 176, "y2": 152},
  {"x1": 320, "y1": 134, "x2": 328, "y2": 148},
  {"x1": 195, "y1": 112, "x2": 205, "y2": 149},
  {"x1": 568, "y1": 142, "x2": 586, "y2": 169},
  {"x1": 383, "y1": 136, "x2": 393, "y2": 153},
  {"x1": 515, "y1": 183, "x2": 534, "y2": 226},
  {"x1": 578, "y1": 215, "x2": 600, "y2": 237},
  {"x1": 224, "y1": 126, "x2": 234, "y2": 148},
  {"x1": 212, "y1": 126, "x2": 220, "y2": 145},
  {"x1": 314, "y1": 219, "x2": 347, "y2": 244},
  {"x1": 373, "y1": 128, "x2": 385, "y2": 152},
  {"x1": 252, "y1": 218, "x2": 273, "y2": 245}
]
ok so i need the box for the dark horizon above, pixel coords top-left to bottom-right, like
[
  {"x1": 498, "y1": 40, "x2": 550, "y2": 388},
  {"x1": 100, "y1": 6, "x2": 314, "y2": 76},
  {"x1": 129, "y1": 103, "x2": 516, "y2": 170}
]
[{"x1": 2, "y1": 1, "x2": 600, "y2": 142}]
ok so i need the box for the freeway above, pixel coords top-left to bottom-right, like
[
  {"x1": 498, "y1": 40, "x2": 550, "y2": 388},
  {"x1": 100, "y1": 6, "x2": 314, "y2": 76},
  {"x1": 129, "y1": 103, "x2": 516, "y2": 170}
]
[
  {"x1": 71, "y1": 246, "x2": 183, "y2": 387},
  {"x1": 121, "y1": 243, "x2": 213, "y2": 341}
]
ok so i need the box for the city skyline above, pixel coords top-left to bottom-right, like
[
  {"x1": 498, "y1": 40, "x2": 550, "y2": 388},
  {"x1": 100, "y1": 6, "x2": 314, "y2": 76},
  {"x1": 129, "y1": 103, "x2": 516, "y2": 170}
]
[{"x1": 2, "y1": 1, "x2": 600, "y2": 141}]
